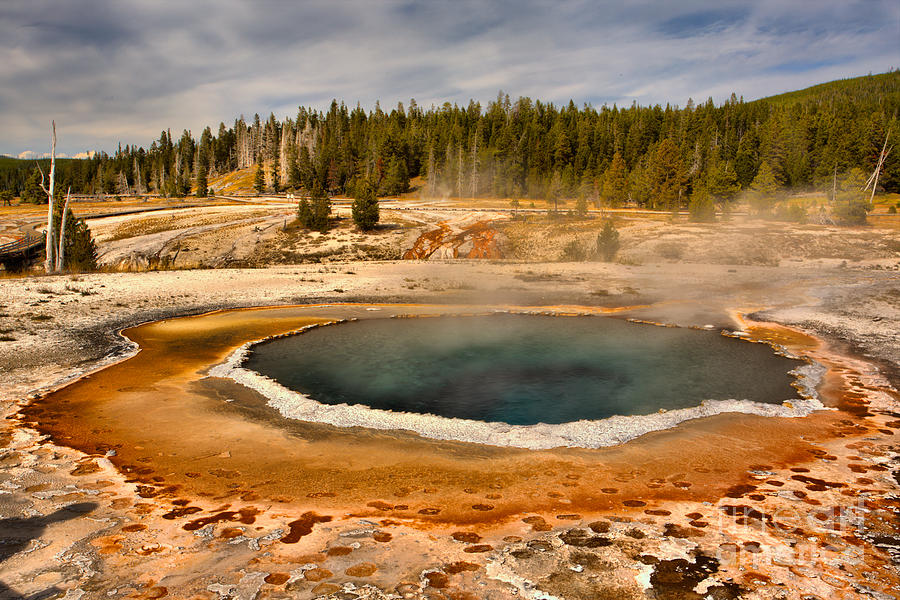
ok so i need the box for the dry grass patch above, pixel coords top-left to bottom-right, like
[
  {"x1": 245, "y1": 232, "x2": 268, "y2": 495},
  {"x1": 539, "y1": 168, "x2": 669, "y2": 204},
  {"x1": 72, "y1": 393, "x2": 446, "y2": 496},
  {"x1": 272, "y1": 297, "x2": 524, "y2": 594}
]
[{"x1": 99, "y1": 208, "x2": 275, "y2": 242}]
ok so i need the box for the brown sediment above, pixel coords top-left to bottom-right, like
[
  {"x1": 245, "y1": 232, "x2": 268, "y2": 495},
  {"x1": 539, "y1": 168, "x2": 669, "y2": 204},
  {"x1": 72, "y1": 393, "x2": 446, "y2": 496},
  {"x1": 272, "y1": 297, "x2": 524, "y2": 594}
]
[
  {"x1": 263, "y1": 572, "x2": 289, "y2": 585},
  {"x1": 403, "y1": 220, "x2": 503, "y2": 259},
  {"x1": 445, "y1": 561, "x2": 481, "y2": 574},
  {"x1": 182, "y1": 507, "x2": 259, "y2": 531},
  {"x1": 280, "y1": 512, "x2": 333, "y2": 543},
  {"x1": 402, "y1": 223, "x2": 452, "y2": 259},
  {"x1": 13, "y1": 302, "x2": 893, "y2": 548}
]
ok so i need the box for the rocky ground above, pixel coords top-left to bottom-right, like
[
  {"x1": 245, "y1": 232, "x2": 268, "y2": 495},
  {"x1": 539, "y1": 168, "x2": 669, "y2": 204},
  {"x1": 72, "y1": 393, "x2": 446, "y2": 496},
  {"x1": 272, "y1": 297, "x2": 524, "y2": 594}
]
[{"x1": 0, "y1": 203, "x2": 898, "y2": 599}]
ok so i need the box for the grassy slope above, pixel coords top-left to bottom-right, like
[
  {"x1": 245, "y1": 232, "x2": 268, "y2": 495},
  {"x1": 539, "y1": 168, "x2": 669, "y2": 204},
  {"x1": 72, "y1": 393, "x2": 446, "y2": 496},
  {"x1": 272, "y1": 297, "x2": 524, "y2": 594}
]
[
  {"x1": 208, "y1": 168, "x2": 257, "y2": 195},
  {"x1": 753, "y1": 70, "x2": 899, "y2": 107}
]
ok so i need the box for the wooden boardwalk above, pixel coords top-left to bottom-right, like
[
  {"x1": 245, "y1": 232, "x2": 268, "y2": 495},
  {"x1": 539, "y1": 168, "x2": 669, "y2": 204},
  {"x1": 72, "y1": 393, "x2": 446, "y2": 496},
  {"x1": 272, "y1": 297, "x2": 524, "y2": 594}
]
[{"x1": 0, "y1": 232, "x2": 45, "y2": 271}]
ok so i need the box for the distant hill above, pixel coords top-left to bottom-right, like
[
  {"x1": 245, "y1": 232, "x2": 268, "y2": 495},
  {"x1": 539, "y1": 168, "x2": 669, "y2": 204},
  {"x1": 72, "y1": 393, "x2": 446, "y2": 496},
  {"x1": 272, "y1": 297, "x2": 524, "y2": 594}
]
[
  {"x1": 754, "y1": 70, "x2": 900, "y2": 107},
  {"x1": 0, "y1": 155, "x2": 89, "y2": 198}
]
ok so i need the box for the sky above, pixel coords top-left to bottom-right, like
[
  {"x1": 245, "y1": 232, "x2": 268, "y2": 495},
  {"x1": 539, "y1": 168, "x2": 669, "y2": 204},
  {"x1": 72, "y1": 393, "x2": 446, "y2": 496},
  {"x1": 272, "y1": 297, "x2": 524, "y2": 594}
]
[{"x1": 1, "y1": 0, "x2": 898, "y2": 157}]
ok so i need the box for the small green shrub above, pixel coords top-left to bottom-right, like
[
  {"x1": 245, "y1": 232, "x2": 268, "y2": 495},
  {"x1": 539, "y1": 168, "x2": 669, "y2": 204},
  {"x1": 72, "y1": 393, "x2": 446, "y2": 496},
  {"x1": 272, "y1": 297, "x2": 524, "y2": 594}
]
[
  {"x1": 596, "y1": 221, "x2": 620, "y2": 262},
  {"x1": 656, "y1": 241, "x2": 683, "y2": 260},
  {"x1": 560, "y1": 239, "x2": 587, "y2": 261},
  {"x1": 688, "y1": 191, "x2": 716, "y2": 222},
  {"x1": 351, "y1": 181, "x2": 379, "y2": 230},
  {"x1": 774, "y1": 203, "x2": 808, "y2": 223}
]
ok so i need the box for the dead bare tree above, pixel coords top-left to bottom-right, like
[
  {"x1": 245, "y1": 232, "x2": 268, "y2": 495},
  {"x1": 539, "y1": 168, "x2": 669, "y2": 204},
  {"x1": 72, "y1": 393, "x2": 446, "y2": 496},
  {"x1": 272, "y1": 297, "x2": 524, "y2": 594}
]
[
  {"x1": 863, "y1": 128, "x2": 893, "y2": 203},
  {"x1": 832, "y1": 164, "x2": 837, "y2": 203},
  {"x1": 56, "y1": 187, "x2": 71, "y2": 271},
  {"x1": 456, "y1": 145, "x2": 464, "y2": 198},
  {"x1": 37, "y1": 120, "x2": 57, "y2": 273},
  {"x1": 471, "y1": 129, "x2": 479, "y2": 199},
  {"x1": 427, "y1": 145, "x2": 436, "y2": 197}
]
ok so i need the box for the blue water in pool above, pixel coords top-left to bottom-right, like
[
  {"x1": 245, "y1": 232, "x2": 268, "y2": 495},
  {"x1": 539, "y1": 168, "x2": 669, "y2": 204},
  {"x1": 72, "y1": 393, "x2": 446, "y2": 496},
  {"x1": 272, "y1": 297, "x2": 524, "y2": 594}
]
[{"x1": 244, "y1": 314, "x2": 804, "y2": 426}]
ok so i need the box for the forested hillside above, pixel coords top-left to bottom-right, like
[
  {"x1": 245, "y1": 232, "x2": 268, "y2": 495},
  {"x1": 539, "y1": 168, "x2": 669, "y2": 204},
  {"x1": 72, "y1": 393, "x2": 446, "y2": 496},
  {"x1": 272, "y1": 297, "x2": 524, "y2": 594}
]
[{"x1": 3, "y1": 71, "x2": 898, "y2": 208}]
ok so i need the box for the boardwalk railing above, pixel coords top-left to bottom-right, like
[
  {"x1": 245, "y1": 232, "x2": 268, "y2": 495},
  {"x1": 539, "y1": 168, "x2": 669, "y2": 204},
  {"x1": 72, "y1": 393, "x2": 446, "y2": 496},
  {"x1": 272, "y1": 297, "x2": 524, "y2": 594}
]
[{"x1": 0, "y1": 232, "x2": 45, "y2": 263}]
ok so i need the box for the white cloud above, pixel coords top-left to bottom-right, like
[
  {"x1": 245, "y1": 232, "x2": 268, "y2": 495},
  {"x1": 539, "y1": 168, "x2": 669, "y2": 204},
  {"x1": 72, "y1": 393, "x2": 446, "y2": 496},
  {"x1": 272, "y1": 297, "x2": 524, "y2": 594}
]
[
  {"x1": 14, "y1": 149, "x2": 93, "y2": 159},
  {"x1": 16, "y1": 150, "x2": 69, "y2": 159},
  {"x1": 1, "y1": 0, "x2": 897, "y2": 155}
]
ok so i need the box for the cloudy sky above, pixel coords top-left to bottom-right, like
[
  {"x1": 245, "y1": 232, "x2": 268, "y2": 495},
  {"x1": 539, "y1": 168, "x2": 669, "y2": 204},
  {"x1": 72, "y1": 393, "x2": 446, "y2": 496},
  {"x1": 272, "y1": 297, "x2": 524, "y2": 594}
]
[{"x1": 1, "y1": 0, "x2": 898, "y2": 157}]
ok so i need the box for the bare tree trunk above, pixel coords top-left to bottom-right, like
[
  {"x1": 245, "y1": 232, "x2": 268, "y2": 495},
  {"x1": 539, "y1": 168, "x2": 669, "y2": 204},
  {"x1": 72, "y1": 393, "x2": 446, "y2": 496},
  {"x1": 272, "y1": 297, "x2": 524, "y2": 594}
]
[
  {"x1": 279, "y1": 124, "x2": 290, "y2": 188},
  {"x1": 471, "y1": 132, "x2": 478, "y2": 199},
  {"x1": 40, "y1": 121, "x2": 57, "y2": 273},
  {"x1": 865, "y1": 129, "x2": 892, "y2": 203},
  {"x1": 832, "y1": 164, "x2": 837, "y2": 203},
  {"x1": 57, "y1": 187, "x2": 71, "y2": 271},
  {"x1": 427, "y1": 146, "x2": 435, "y2": 197},
  {"x1": 456, "y1": 146, "x2": 464, "y2": 198},
  {"x1": 134, "y1": 158, "x2": 144, "y2": 194}
]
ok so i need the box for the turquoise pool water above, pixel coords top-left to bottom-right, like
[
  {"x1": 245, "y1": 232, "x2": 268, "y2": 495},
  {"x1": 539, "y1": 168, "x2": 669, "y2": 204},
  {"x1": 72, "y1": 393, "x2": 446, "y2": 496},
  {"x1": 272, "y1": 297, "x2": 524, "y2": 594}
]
[{"x1": 244, "y1": 314, "x2": 804, "y2": 426}]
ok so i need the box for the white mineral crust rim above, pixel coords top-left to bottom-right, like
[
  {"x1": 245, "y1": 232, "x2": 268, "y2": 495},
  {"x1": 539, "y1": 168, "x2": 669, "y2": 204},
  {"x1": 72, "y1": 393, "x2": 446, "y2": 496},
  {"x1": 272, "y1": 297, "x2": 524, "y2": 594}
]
[{"x1": 207, "y1": 328, "x2": 829, "y2": 450}]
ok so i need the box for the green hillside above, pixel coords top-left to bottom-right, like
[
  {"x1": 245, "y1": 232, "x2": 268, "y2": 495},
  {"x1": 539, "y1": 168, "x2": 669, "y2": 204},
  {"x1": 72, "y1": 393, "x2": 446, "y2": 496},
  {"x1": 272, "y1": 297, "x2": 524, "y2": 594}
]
[
  {"x1": 755, "y1": 70, "x2": 900, "y2": 107},
  {"x1": 0, "y1": 156, "x2": 89, "y2": 198}
]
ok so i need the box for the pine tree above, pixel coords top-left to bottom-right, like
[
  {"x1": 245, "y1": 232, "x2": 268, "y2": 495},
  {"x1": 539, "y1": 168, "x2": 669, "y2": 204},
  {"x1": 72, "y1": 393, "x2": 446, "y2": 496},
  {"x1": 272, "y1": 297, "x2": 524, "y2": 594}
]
[
  {"x1": 271, "y1": 161, "x2": 280, "y2": 193},
  {"x1": 297, "y1": 146, "x2": 314, "y2": 191},
  {"x1": 426, "y1": 144, "x2": 436, "y2": 197},
  {"x1": 297, "y1": 197, "x2": 312, "y2": 228},
  {"x1": 301, "y1": 180, "x2": 331, "y2": 232},
  {"x1": 65, "y1": 218, "x2": 98, "y2": 271},
  {"x1": 688, "y1": 187, "x2": 716, "y2": 222},
  {"x1": 733, "y1": 135, "x2": 758, "y2": 188},
  {"x1": 547, "y1": 171, "x2": 563, "y2": 213},
  {"x1": 174, "y1": 172, "x2": 187, "y2": 197},
  {"x1": 602, "y1": 151, "x2": 629, "y2": 207},
  {"x1": 23, "y1": 168, "x2": 44, "y2": 203},
  {"x1": 382, "y1": 156, "x2": 409, "y2": 196},
  {"x1": 253, "y1": 163, "x2": 265, "y2": 195},
  {"x1": 52, "y1": 203, "x2": 97, "y2": 271},
  {"x1": 706, "y1": 159, "x2": 740, "y2": 203},
  {"x1": 575, "y1": 194, "x2": 588, "y2": 218},
  {"x1": 352, "y1": 180, "x2": 379, "y2": 230},
  {"x1": 628, "y1": 159, "x2": 652, "y2": 207},
  {"x1": 196, "y1": 165, "x2": 208, "y2": 197},
  {"x1": 596, "y1": 220, "x2": 620, "y2": 261},
  {"x1": 833, "y1": 168, "x2": 871, "y2": 225},
  {"x1": 286, "y1": 145, "x2": 300, "y2": 190},
  {"x1": 650, "y1": 139, "x2": 686, "y2": 210},
  {"x1": 749, "y1": 161, "x2": 778, "y2": 216}
]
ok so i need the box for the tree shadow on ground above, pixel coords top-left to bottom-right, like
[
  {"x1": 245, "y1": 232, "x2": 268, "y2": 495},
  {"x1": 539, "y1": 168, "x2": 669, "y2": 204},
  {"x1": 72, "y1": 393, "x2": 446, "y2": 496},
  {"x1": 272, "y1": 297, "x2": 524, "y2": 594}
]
[{"x1": 0, "y1": 501, "x2": 98, "y2": 599}]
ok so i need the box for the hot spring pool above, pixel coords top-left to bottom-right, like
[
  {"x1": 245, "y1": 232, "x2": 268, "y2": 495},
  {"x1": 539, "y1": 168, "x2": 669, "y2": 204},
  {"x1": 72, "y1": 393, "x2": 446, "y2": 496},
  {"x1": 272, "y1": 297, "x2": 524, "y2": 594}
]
[{"x1": 242, "y1": 314, "x2": 809, "y2": 427}]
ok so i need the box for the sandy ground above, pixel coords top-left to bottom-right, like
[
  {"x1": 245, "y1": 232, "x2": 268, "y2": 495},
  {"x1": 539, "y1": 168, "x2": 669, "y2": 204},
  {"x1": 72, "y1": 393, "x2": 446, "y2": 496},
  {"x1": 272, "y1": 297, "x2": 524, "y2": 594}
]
[{"x1": 0, "y1": 206, "x2": 898, "y2": 600}]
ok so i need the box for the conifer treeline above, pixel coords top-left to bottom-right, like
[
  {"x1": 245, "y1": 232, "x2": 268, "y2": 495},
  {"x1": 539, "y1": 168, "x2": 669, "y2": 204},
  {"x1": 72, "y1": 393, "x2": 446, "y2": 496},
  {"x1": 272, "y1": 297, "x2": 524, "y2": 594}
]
[{"x1": 5, "y1": 72, "x2": 899, "y2": 207}]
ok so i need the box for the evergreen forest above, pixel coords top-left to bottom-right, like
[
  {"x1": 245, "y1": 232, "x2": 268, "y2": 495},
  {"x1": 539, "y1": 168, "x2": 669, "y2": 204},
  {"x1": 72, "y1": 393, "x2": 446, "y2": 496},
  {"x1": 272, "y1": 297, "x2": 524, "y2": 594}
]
[{"x1": 2, "y1": 71, "x2": 898, "y2": 210}]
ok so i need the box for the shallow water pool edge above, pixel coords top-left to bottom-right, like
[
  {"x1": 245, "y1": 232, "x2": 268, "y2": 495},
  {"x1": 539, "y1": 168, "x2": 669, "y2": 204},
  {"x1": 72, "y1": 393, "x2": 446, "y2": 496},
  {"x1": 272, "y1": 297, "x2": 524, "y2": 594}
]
[{"x1": 208, "y1": 316, "x2": 830, "y2": 450}]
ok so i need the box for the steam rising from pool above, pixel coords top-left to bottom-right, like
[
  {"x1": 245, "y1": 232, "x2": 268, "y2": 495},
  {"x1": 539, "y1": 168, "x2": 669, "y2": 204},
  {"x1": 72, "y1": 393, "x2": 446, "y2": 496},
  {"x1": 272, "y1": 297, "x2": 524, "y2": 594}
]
[{"x1": 210, "y1": 315, "x2": 827, "y2": 449}]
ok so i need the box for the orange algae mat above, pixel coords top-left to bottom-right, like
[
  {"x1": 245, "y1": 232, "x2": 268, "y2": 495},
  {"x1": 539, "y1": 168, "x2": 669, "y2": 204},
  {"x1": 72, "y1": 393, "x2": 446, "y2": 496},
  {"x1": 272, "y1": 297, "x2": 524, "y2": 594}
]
[{"x1": 18, "y1": 304, "x2": 866, "y2": 529}]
